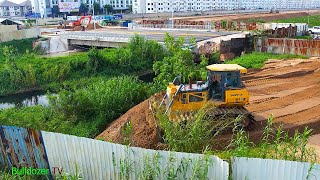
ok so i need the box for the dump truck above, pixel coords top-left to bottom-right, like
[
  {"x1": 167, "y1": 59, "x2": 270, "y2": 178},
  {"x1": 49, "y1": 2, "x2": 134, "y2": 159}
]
[{"x1": 163, "y1": 64, "x2": 254, "y2": 128}]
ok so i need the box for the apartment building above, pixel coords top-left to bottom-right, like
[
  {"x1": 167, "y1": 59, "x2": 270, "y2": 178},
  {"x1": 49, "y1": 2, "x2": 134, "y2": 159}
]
[
  {"x1": 0, "y1": 0, "x2": 32, "y2": 17},
  {"x1": 133, "y1": 0, "x2": 320, "y2": 14}
]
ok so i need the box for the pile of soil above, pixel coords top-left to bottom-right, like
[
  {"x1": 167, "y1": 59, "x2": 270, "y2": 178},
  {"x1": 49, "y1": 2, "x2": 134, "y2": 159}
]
[
  {"x1": 97, "y1": 92, "x2": 164, "y2": 149},
  {"x1": 71, "y1": 24, "x2": 103, "y2": 31},
  {"x1": 86, "y1": 23, "x2": 103, "y2": 30},
  {"x1": 97, "y1": 58, "x2": 320, "y2": 149}
]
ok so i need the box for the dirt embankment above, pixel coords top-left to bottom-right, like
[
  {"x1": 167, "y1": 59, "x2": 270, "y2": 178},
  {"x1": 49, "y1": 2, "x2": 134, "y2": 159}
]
[
  {"x1": 97, "y1": 93, "x2": 163, "y2": 149},
  {"x1": 173, "y1": 11, "x2": 317, "y2": 22},
  {"x1": 98, "y1": 57, "x2": 320, "y2": 149}
]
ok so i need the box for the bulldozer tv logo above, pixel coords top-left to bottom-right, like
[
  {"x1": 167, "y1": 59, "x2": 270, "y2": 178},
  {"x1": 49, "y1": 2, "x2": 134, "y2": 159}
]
[{"x1": 11, "y1": 167, "x2": 63, "y2": 176}]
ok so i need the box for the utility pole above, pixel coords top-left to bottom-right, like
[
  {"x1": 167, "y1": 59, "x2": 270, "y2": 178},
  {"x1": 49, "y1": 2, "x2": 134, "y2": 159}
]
[
  {"x1": 92, "y1": 0, "x2": 96, "y2": 37},
  {"x1": 171, "y1": 0, "x2": 174, "y2": 28}
]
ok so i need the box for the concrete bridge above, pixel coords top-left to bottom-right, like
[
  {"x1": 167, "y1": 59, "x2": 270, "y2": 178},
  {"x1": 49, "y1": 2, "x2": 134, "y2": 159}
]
[{"x1": 66, "y1": 34, "x2": 130, "y2": 48}]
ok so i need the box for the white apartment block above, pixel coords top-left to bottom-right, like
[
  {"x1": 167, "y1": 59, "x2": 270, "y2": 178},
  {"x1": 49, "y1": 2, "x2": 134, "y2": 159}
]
[
  {"x1": 0, "y1": 0, "x2": 32, "y2": 17},
  {"x1": 133, "y1": 0, "x2": 320, "y2": 14}
]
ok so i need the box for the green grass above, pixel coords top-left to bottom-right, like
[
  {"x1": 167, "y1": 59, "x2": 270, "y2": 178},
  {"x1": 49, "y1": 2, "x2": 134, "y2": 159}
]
[
  {"x1": 0, "y1": 38, "x2": 36, "y2": 55},
  {"x1": 0, "y1": 76, "x2": 149, "y2": 138},
  {"x1": 292, "y1": 35, "x2": 313, "y2": 39},
  {"x1": 273, "y1": 15, "x2": 320, "y2": 27},
  {"x1": 225, "y1": 52, "x2": 307, "y2": 69}
]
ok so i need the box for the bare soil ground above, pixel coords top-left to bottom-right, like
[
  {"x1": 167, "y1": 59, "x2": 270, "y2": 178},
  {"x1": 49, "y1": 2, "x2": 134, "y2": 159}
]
[
  {"x1": 97, "y1": 57, "x2": 320, "y2": 150},
  {"x1": 172, "y1": 10, "x2": 320, "y2": 22}
]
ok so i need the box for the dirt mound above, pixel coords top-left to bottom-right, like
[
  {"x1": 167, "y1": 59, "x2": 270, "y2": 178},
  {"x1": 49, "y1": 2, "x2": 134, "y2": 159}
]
[
  {"x1": 71, "y1": 24, "x2": 103, "y2": 31},
  {"x1": 98, "y1": 57, "x2": 320, "y2": 149},
  {"x1": 86, "y1": 23, "x2": 102, "y2": 30},
  {"x1": 97, "y1": 92, "x2": 164, "y2": 149}
]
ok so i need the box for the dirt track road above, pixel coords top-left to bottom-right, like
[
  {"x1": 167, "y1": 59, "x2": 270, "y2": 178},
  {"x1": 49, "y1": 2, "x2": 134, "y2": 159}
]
[
  {"x1": 244, "y1": 58, "x2": 320, "y2": 125},
  {"x1": 173, "y1": 10, "x2": 320, "y2": 22}
]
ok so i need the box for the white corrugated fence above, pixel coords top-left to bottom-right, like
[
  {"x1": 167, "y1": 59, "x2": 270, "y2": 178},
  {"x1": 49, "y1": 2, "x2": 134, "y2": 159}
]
[
  {"x1": 232, "y1": 157, "x2": 320, "y2": 180},
  {"x1": 42, "y1": 131, "x2": 229, "y2": 180}
]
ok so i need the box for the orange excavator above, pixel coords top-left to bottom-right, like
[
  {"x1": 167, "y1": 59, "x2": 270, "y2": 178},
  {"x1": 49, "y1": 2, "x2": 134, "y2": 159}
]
[{"x1": 69, "y1": 16, "x2": 92, "y2": 28}]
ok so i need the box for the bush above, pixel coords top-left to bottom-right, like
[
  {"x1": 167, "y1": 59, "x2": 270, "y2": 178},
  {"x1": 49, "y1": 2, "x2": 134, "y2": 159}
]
[
  {"x1": 153, "y1": 33, "x2": 208, "y2": 88},
  {"x1": 48, "y1": 76, "x2": 148, "y2": 137},
  {"x1": 0, "y1": 76, "x2": 149, "y2": 138}
]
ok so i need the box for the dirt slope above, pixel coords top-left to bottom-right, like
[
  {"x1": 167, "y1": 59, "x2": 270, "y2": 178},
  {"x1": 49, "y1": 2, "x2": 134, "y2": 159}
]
[
  {"x1": 98, "y1": 57, "x2": 320, "y2": 149},
  {"x1": 245, "y1": 58, "x2": 320, "y2": 125},
  {"x1": 96, "y1": 93, "x2": 163, "y2": 149}
]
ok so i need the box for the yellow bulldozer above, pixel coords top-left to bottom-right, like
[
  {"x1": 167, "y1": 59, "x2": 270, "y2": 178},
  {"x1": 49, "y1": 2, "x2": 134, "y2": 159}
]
[{"x1": 162, "y1": 64, "x2": 254, "y2": 128}]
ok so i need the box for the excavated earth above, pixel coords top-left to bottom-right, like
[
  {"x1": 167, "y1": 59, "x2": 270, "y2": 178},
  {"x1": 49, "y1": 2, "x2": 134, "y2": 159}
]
[{"x1": 97, "y1": 57, "x2": 320, "y2": 150}]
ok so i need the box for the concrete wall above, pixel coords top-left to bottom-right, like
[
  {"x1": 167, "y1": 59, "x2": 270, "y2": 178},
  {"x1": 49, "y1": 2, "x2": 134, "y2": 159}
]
[
  {"x1": 0, "y1": 25, "x2": 17, "y2": 33},
  {"x1": 0, "y1": 28, "x2": 40, "y2": 42}
]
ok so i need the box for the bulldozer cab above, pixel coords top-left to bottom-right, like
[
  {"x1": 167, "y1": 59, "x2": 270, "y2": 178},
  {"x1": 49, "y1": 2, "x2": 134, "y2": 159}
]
[
  {"x1": 206, "y1": 64, "x2": 249, "y2": 106},
  {"x1": 207, "y1": 70, "x2": 242, "y2": 100}
]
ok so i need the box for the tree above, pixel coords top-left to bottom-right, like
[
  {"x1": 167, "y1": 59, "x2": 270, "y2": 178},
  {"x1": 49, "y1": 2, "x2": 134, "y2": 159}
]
[
  {"x1": 79, "y1": 3, "x2": 88, "y2": 15},
  {"x1": 127, "y1": 5, "x2": 132, "y2": 13},
  {"x1": 93, "y1": 2, "x2": 100, "y2": 15},
  {"x1": 153, "y1": 33, "x2": 208, "y2": 87},
  {"x1": 104, "y1": 4, "x2": 113, "y2": 14},
  {"x1": 52, "y1": 5, "x2": 60, "y2": 17}
]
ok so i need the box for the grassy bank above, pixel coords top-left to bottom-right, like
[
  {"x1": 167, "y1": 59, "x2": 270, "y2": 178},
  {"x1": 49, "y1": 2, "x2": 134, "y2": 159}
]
[
  {"x1": 225, "y1": 52, "x2": 307, "y2": 68},
  {"x1": 0, "y1": 76, "x2": 151, "y2": 138},
  {"x1": 0, "y1": 38, "x2": 36, "y2": 55},
  {"x1": 0, "y1": 36, "x2": 164, "y2": 96},
  {"x1": 273, "y1": 15, "x2": 320, "y2": 27}
]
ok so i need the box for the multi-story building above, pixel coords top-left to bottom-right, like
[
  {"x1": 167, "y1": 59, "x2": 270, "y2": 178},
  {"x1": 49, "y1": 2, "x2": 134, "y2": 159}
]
[
  {"x1": 132, "y1": 0, "x2": 320, "y2": 14},
  {"x1": 0, "y1": 0, "x2": 32, "y2": 17}
]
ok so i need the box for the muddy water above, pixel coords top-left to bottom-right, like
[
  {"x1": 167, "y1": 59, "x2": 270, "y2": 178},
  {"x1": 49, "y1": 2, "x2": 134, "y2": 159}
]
[{"x1": 0, "y1": 91, "x2": 52, "y2": 110}]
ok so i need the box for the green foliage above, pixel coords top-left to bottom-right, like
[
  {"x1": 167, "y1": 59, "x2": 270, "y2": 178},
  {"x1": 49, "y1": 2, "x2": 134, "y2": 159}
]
[
  {"x1": 273, "y1": 15, "x2": 320, "y2": 27},
  {"x1": 225, "y1": 52, "x2": 307, "y2": 69},
  {"x1": 0, "y1": 35, "x2": 163, "y2": 96},
  {"x1": 121, "y1": 121, "x2": 133, "y2": 145},
  {"x1": 0, "y1": 38, "x2": 36, "y2": 58},
  {"x1": 153, "y1": 33, "x2": 208, "y2": 88},
  {"x1": 122, "y1": 35, "x2": 165, "y2": 71},
  {"x1": 217, "y1": 116, "x2": 317, "y2": 162},
  {"x1": 246, "y1": 18, "x2": 265, "y2": 23},
  {"x1": 93, "y1": 2, "x2": 101, "y2": 15},
  {"x1": 104, "y1": 4, "x2": 113, "y2": 14},
  {"x1": 292, "y1": 35, "x2": 312, "y2": 40},
  {"x1": 79, "y1": 3, "x2": 88, "y2": 14},
  {"x1": 86, "y1": 47, "x2": 106, "y2": 74},
  {"x1": 157, "y1": 106, "x2": 235, "y2": 153},
  {"x1": 0, "y1": 76, "x2": 148, "y2": 138}
]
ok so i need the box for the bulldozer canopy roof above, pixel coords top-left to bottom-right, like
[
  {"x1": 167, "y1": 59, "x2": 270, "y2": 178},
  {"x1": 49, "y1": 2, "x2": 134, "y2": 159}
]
[{"x1": 206, "y1": 64, "x2": 247, "y2": 74}]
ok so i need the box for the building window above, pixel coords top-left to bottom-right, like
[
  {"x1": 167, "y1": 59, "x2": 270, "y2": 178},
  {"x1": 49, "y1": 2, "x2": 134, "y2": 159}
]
[{"x1": 148, "y1": 8, "x2": 150, "y2": 10}]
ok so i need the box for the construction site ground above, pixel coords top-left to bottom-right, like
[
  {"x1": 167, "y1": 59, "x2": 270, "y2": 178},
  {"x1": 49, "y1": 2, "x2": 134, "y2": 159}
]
[
  {"x1": 97, "y1": 57, "x2": 320, "y2": 156},
  {"x1": 171, "y1": 10, "x2": 320, "y2": 22}
]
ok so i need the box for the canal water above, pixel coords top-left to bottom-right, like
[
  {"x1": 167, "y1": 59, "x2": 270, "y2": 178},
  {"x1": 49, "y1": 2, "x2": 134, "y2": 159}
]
[{"x1": 0, "y1": 91, "x2": 50, "y2": 110}]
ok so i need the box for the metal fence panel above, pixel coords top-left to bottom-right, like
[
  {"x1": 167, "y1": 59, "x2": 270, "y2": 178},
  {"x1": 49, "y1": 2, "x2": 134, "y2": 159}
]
[
  {"x1": 0, "y1": 126, "x2": 50, "y2": 170},
  {"x1": 42, "y1": 131, "x2": 229, "y2": 180},
  {"x1": 265, "y1": 38, "x2": 320, "y2": 56},
  {"x1": 232, "y1": 157, "x2": 320, "y2": 180}
]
